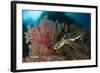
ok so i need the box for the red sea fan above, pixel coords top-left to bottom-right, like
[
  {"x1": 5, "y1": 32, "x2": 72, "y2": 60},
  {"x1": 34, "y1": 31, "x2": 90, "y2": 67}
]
[{"x1": 24, "y1": 16, "x2": 67, "y2": 57}]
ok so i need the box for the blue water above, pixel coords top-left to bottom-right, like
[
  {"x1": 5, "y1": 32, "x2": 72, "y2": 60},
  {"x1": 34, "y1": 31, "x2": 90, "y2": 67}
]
[
  {"x1": 22, "y1": 10, "x2": 43, "y2": 26},
  {"x1": 22, "y1": 10, "x2": 91, "y2": 29},
  {"x1": 65, "y1": 12, "x2": 91, "y2": 28}
]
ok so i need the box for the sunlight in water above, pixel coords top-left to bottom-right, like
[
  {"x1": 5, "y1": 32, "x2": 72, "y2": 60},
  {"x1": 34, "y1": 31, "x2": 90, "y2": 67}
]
[{"x1": 22, "y1": 10, "x2": 43, "y2": 25}]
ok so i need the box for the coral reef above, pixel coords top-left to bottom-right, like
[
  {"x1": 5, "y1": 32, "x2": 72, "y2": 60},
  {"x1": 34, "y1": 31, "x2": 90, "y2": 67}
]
[{"x1": 23, "y1": 16, "x2": 90, "y2": 62}]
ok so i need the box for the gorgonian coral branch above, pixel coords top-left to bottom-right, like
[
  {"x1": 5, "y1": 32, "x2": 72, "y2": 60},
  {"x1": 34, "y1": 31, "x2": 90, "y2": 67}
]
[{"x1": 24, "y1": 16, "x2": 68, "y2": 57}]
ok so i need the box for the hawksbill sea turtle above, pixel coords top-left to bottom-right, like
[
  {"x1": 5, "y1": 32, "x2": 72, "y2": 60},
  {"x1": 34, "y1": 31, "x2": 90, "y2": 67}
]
[{"x1": 52, "y1": 31, "x2": 89, "y2": 53}]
